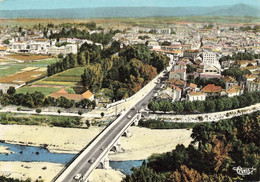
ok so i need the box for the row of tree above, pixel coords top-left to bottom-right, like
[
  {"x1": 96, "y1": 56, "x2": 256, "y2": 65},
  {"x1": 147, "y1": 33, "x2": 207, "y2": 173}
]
[
  {"x1": 219, "y1": 52, "x2": 260, "y2": 62},
  {"x1": 49, "y1": 28, "x2": 120, "y2": 46},
  {"x1": 148, "y1": 91, "x2": 260, "y2": 113},
  {"x1": 0, "y1": 87, "x2": 95, "y2": 109},
  {"x1": 123, "y1": 111, "x2": 260, "y2": 181}
]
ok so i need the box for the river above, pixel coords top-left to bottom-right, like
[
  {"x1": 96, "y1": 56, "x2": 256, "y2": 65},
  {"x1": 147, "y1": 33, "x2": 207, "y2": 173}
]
[{"x1": 0, "y1": 143, "x2": 143, "y2": 175}]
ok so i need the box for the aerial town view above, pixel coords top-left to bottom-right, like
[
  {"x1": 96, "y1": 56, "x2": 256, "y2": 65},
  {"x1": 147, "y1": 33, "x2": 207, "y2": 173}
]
[{"x1": 0, "y1": 0, "x2": 259, "y2": 182}]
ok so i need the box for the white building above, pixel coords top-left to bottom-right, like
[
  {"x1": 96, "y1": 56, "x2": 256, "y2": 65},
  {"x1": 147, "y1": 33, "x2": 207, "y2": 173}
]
[
  {"x1": 187, "y1": 92, "x2": 206, "y2": 101},
  {"x1": 47, "y1": 44, "x2": 77, "y2": 55}
]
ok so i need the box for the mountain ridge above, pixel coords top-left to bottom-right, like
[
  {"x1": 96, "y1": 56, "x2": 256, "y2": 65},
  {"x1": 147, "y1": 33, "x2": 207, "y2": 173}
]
[{"x1": 0, "y1": 4, "x2": 259, "y2": 19}]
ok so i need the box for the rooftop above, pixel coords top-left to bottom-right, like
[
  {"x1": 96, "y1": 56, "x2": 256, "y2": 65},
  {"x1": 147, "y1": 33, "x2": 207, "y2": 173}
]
[{"x1": 202, "y1": 84, "x2": 222, "y2": 93}]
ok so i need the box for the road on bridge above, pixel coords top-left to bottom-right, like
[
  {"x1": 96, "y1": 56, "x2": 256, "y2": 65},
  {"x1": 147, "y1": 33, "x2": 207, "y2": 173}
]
[{"x1": 54, "y1": 79, "x2": 162, "y2": 182}]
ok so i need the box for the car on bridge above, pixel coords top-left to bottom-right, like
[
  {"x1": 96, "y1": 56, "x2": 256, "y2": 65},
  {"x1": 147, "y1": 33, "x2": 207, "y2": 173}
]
[
  {"x1": 88, "y1": 158, "x2": 95, "y2": 164},
  {"x1": 73, "y1": 174, "x2": 83, "y2": 181}
]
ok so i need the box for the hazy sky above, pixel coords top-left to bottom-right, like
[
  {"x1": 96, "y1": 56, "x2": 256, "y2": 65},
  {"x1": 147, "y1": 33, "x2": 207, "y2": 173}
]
[{"x1": 0, "y1": 0, "x2": 259, "y2": 10}]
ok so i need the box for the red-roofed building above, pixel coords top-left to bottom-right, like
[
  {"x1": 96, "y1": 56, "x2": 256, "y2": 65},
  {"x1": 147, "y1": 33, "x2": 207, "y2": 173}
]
[
  {"x1": 49, "y1": 89, "x2": 94, "y2": 101},
  {"x1": 202, "y1": 84, "x2": 222, "y2": 96}
]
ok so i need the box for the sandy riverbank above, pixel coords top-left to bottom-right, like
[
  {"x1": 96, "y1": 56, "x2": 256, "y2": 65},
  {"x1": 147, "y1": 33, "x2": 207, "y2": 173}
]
[
  {"x1": 0, "y1": 162, "x2": 63, "y2": 182},
  {"x1": 0, "y1": 145, "x2": 13, "y2": 154},
  {"x1": 0, "y1": 125, "x2": 193, "y2": 160},
  {"x1": 109, "y1": 126, "x2": 193, "y2": 161},
  {"x1": 0, "y1": 125, "x2": 102, "y2": 154},
  {"x1": 0, "y1": 162, "x2": 124, "y2": 182}
]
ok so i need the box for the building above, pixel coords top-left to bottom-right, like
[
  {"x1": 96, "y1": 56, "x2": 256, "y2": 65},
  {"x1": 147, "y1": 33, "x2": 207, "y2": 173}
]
[
  {"x1": 171, "y1": 85, "x2": 182, "y2": 101},
  {"x1": 202, "y1": 52, "x2": 219, "y2": 66},
  {"x1": 187, "y1": 91, "x2": 206, "y2": 101},
  {"x1": 10, "y1": 41, "x2": 27, "y2": 52},
  {"x1": 47, "y1": 44, "x2": 77, "y2": 55},
  {"x1": 202, "y1": 84, "x2": 222, "y2": 97},
  {"x1": 156, "y1": 88, "x2": 175, "y2": 101},
  {"x1": 49, "y1": 89, "x2": 94, "y2": 101},
  {"x1": 183, "y1": 49, "x2": 200, "y2": 59},
  {"x1": 248, "y1": 78, "x2": 260, "y2": 92},
  {"x1": 169, "y1": 69, "x2": 186, "y2": 80},
  {"x1": 156, "y1": 28, "x2": 171, "y2": 34},
  {"x1": 222, "y1": 76, "x2": 238, "y2": 89},
  {"x1": 225, "y1": 85, "x2": 244, "y2": 97}
]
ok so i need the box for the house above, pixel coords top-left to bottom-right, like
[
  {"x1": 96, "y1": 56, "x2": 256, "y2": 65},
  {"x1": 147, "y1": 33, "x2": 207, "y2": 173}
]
[
  {"x1": 169, "y1": 69, "x2": 186, "y2": 80},
  {"x1": 187, "y1": 91, "x2": 206, "y2": 101},
  {"x1": 171, "y1": 85, "x2": 182, "y2": 101},
  {"x1": 222, "y1": 76, "x2": 238, "y2": 89},
  {"x1": 156, "y1": 88, "x2": 175, "y2": 101},
  {"x1": 48, "y1": 88, "x2": 94, "y2": 101},
  {"x1": 225, "y1": 85, "x2": 244, "y2": 97},
  {"x1": 168, "y1": 79, "x2": 187, "y2": 90},
  {"x1": 202, "y1": 84, "x2": 222, "y2": 97},
  {"x1": 186, "y1": 83, "x2": 198, "y2": 93}
]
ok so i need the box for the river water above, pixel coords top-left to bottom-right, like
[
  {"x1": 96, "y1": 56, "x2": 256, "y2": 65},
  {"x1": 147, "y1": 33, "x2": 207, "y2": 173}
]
[{"x1": 0, "y1": 143, "x2": 143, "y2": 175}]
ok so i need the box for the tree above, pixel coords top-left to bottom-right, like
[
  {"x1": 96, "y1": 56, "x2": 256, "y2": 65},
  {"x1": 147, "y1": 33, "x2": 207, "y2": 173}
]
[
  {"x1": 2, "y1": 39, "x2": 10, "y2": 44},
  {"x1": 7, "y1": 86, "x2": 16, "y2": 95},
  {"x1": 36, "y1": 108, "x2": 41, "y2": 114},
  {"x1": 78, "y1": 110, "x2": 83, "y2": 116},
  {"x1": 58, "y1": 53, "x2": 64, "y2": 59},
  {"x1": 159, "y1": 101, "x2": 172, "y2": 113},
  {"x1": 57, "y1": 109, "x2": 61, "y2": 115},
  {"x1": 169, "y1": 165, "x2": 202, "y2": 182},
  {"x1": 101, "y1": 112, "x2": 105, "y2": 118},
  {"x1": 148, "y1": 101, "x2": 160, "y2": 113},
  {"x1": 216, "y1": 99, "x2": 224, "y2": 111}
]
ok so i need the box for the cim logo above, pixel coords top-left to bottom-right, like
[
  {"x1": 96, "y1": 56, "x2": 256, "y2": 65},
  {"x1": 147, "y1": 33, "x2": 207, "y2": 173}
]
[{"x1": 233, "y1": 166, "x2": 256, "y2": 176}]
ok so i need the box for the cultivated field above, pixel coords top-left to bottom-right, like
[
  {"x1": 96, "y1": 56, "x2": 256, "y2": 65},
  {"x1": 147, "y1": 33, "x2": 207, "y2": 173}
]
[
  {"x1": 34, "y1": 67, "x2": 85, "y2": 87},
  {"x1": 0, "y1": 58, "x2": 59, "y2": 78},
  {"x1": 16, "y1": 86, "x2": 61, "y2": 96},
  {"x1": 5, "y1": 53, "x2": 51, "y2": 62},
  {"x1": 0, "y1": 68, "x2": 46, "y2": 84}
]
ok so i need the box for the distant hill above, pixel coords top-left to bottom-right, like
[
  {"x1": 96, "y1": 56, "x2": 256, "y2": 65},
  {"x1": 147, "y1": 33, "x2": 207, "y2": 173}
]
[
  {"x1": 207, "y1": 3, "x2": 260, "y2": 17},
  {"x1": 0, "y1": 4, "x2": 259, "y2": 19}
]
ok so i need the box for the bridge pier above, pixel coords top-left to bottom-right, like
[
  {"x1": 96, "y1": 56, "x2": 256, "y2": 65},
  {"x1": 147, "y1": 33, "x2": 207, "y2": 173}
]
[
  {"x1": 97, "y1": 153, "x2": 110, "y2": 170},
  {"x1": 111, "y1": 139, "x2": 121, "y2": 152},
  {"x1": 123, "y1": 128, "x2": 132, "y2": 138}
]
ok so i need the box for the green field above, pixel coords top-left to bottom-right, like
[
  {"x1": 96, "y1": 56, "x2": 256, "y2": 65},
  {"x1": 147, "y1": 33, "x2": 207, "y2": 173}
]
[
  {"x1": 0, "y1": 58, "x2": 60, "y2": 78},
  {"x1": 34, "y1": 67, "x2": 85, "y2": 87},
  {"x1": 16, "y1": 86, "x2": 60, "y2": 96}
]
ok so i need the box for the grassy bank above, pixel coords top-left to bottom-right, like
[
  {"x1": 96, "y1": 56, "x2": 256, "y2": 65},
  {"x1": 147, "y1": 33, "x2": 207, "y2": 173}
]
[
  {"x1": 0, "y1": 113, "x2": 82, "y2": 128},
  {"x1": 139, "y1": 119, "x2": 200, "y2": 129}
]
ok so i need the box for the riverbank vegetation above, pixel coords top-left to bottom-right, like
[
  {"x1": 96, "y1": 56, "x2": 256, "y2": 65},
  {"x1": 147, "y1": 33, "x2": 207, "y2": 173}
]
[
  {"x1": 0, "y1": 113, "x2": 82, "y2": 128},
  {"x1": 148, "y1": 91, "x2": 260, "y2": 114},
  {"x1": 139, "y1": 119, "x2": 200, "y2": 129},
  {"x1": 0, "y1": 176, "x2": 41, "y2": 182},
  {"x1": 123, "y1": 111, "x2": 260, "y2": 182}
]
